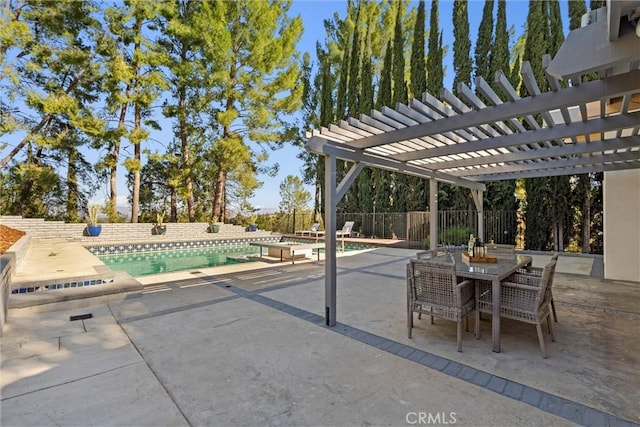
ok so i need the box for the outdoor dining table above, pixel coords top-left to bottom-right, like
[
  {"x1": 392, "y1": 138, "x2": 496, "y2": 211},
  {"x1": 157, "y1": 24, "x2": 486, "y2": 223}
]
[{"x1": 433, "y1": 251, "x2": 533, "y2": 353}]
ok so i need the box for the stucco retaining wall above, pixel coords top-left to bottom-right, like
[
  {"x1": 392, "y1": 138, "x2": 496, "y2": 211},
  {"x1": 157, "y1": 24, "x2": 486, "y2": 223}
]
[
  {"x1": 0, "y1": 235, "x2": 30, "y2": 336},
  {"x1": 0, "y1": 216, "x2": 273, "y2": 243}
]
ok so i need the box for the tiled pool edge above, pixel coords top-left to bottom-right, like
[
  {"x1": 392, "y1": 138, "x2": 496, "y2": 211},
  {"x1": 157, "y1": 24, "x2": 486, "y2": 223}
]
[{"x1": 84, "y1": 236, "x2": 281, "y2": 256}]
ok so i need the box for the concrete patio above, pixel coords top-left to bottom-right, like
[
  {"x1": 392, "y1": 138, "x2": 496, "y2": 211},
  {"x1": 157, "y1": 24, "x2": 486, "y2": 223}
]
[{"x1": 1, "y1": 247, "x2": 639, "y2": 426}]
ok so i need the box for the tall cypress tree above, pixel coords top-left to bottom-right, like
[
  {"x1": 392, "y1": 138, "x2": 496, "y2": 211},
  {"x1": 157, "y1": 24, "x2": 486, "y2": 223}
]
[
  {"x1": 509, "y1": 53, "x2": 521, "y2": 87},
  {"x1": 452, "y1": 0, "x2": 471, "y2": 96},
  {"x1": 546, "y1": 0, "x2": 570, "y2": 251},
  {"x1": 484, "y1": 0, "x2": 516, "y2": 239},
  {"x1": 347, "y1": 4, "x2": 362, "y2": 117},
  {"x1": 336, "y1": 38, "x2": 351, "y2": 121},
  {"x1": 410, "y1": 0, "x2": 426, "y2": 99},
  {"x1": 474, "y1": 0, "x2": 494, "y2": 83},
  {"x1": 317, "y1": 48, "x2": 333, "y2": 216},
  {"x1": 522, "y1": 0, "x2": 551, "y2": 250},
  {"x1": 318, "y1": 50, "x2": 334, "y2": 127},
  {"x1": 360, "y1": 14, "x2": 374, "y2": 115},
  {"x1": 521, "y1": 1, "x2": 546, "y2": 93},
  {"x1": 568, "y1": 0, "x2": 587, "y2": 30},
  {"x1": 490, "y1": 0, "x2": 509, "y2": 81},
  {"x1": 390, "y1": 2, "x2": 407, "y2": 212},
  {"x1": 590, "y1": 0, "x2": 605, "y2": 9},
  {"x1": 408, "y1": 0, "x2": 429, "y2": 210},
  {"x1": 426, "y1": 0, "x2": 443, "y2": 95},
  {"x1": 568, "y1": 0, "x2": 594, "y2": 253},
  {"x1": 392, "y1": 2, "x2": 407, "y2": 105},
  {"x1": 356, "y1": 10, "x2": 375, "y2": 215},
  {"x1": 373, "y1": 34, "x2": 393, "y2": 214},
  {"x1": 546, "y1": 0, "x2": 564, "y2": 58},
  {"x1": 377, "y1": 40, "x2": 393, "y2": 109}
]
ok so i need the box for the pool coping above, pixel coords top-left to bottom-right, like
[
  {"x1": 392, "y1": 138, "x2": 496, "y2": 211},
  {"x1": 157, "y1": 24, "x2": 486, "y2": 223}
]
[{"x1": 84, "y1": 235, "x2": 282, "y2": 256}]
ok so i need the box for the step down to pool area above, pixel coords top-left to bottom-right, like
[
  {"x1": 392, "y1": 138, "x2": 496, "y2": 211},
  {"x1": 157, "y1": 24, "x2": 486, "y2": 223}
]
[{"x1": 8, "y1": 270, "x2": 143, "y2": 309}]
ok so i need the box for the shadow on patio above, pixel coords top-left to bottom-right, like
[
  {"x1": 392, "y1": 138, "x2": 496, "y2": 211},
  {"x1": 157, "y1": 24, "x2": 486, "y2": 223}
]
[{"x1": 2, "y1": 247, "x2": 638, "y2": 426}]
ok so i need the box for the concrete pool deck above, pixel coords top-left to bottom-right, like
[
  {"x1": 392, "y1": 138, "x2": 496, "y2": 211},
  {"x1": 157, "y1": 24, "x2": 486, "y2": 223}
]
[{"x1": 2, "y1": 246, "x2": 638, "y2": 426}]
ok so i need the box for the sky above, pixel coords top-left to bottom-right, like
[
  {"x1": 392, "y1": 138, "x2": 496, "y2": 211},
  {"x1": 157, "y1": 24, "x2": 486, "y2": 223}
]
[
  {"x1": 2, "y1": 1, "x2": 570, "y2": 215},
  {"x1": 253, "y1": 0, "x2": 566, "y2": 212}
]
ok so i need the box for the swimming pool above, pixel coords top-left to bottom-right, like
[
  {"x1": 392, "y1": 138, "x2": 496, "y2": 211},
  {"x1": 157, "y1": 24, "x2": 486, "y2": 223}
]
[
  {"x1": 93, "y1": 238, "x2": 379, "y2": 277},
  {"x1": 98, "y1": 245, "x2": 262, "y2": 277}
]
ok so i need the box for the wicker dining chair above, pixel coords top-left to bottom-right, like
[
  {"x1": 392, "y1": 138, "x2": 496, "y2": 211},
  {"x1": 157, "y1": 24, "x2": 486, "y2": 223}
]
[
  {"x1": 476, "y1": 259, "x2": 558, "y2": 358},
  {"x1": 514, "y1": 253, "x2": 559, "y2": 322},
  {"x1": 407, "y1": 258, "x2": 476, "y2": 352}
]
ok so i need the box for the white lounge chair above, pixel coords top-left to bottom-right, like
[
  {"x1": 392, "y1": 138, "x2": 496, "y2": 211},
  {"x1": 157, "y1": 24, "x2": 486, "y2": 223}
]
[
  {"x1": 336, "y1": 221, "x2": 354, "y2": 238},
  {"x1": 295, "y1": 223, "x2": 324, "y2": 237}
]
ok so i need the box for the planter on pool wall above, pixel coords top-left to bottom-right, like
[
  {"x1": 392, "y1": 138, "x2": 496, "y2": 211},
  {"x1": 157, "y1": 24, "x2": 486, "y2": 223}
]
[{"x1": 87, "y1": 225, "x2": 102, "y2": 237}]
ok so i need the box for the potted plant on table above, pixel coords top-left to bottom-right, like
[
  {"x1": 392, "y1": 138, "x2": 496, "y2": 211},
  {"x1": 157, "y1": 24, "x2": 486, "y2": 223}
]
[
  {"x1": 153, "y1": 211, "x2": 167, "y2": 235},
  {"x1": 87, "y1": 204, "x2": 102, "y2": 237}
]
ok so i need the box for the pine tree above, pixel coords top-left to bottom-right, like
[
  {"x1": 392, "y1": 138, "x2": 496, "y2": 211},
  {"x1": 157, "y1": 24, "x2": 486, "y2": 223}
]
[
  {"x1": 426, "y1": 0, "x2": 443, "y2": 95},
  {"x1": 452, "y1": 0, "x2": 472, "y2": 96},
  {"x1": 196, "y1": 0, "x2": 303, "y2": 221},
  {"x1": 279, "y1": 175, "x2": 312, "y2": 213},
  {"x1": 1, "y1": 1, "x2": 106, "y2": 218},
  {"x1": 474, "y1": 0, "x2": 494, "y2": 83},
  {"x1": 103, "y1": 1, "x2": 164, "y2": 222}
]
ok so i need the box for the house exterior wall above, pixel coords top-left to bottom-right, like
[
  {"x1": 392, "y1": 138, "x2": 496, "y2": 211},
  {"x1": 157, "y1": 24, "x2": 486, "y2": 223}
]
[{"x1": 603, "y1": 169, "x2": 640, "y2": 282}]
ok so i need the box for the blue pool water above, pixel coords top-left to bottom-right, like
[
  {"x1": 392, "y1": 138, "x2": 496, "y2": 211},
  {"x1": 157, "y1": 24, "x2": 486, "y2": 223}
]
[
  {"x1": 97, "y1": 239, "x2": 378, "y2": 277},
  {"x1": 98, "y1": 245, "x2": 262, "y2": 277}
]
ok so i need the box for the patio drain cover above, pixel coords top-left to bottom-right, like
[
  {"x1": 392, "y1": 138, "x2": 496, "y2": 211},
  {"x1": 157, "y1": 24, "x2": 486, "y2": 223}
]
[{"x1": 70, "y1": 313, "x2": 92, "y2": 321}]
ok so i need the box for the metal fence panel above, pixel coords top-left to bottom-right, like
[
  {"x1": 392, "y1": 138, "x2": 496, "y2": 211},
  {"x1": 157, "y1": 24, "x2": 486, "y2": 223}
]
[{"x1": 271, "y1": 210, "x2": 517, "y2": 248}]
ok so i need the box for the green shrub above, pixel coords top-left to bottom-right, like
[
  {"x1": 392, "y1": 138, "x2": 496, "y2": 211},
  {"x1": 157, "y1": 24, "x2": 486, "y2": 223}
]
[
  {"x1": 440, "y1": 225, "x2": 472, "y2": 245},
  {"x1": 422, "y1": 225, "x2": 472, "y2": 249}
]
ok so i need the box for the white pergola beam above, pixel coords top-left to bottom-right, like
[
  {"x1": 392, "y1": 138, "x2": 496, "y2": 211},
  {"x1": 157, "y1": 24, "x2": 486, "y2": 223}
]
[
  {"x1": 453, "y1": 151, "x2": 640, "y2": 177},
  {"x1": 470, "y1": 159, "x2": 640, "y2": 181},
  {"x1": 349, "y1": 70, "x2": 640, "y2": 150},
  {"x1": 306, "y1": 136, "x2": 486, "y2": 191},
  {"x1": 426, "y1": 136, "x2": 640, "y2": 170},
  {"x1": 395, "y1": 110, "x2": 640, "y2": 161}
]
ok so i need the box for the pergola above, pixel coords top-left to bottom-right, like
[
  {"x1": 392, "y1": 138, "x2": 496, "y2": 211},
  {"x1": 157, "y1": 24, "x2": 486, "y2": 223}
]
[{"x1": 305, "y1": 1, "x2": 640, "y2": 326}]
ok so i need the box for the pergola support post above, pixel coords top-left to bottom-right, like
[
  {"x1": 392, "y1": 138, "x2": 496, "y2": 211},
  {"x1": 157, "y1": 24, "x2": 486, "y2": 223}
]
[
  {"x1": 430, "y1": 179, "x2": 438, "y2": 250},
  {"x1": 471, "y1": 189, "x2": 484, "y2": 241},
  {"x1": 324, "y1": 159, "x2": 363, "y2": 327},
  {"x1": 324, "y1": 154, "x2": 337, "y2": 326}
]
